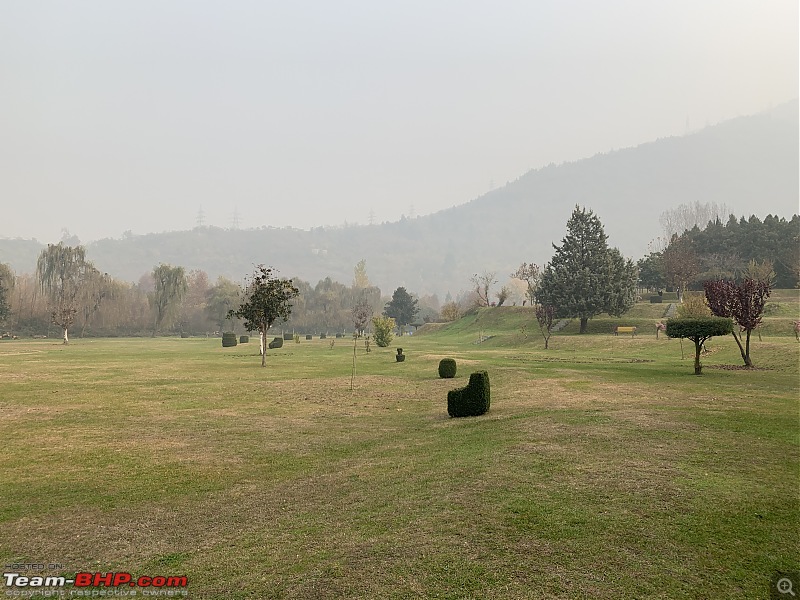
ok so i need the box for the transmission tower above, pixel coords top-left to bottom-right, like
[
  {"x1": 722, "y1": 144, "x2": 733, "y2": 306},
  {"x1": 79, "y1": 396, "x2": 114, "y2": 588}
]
[
  {"x1": 196, "y1": 205, "x2": 205, "y2": 227},
  {"x1": 231, "y1": 207, "x2": 240, "y2": 230}
]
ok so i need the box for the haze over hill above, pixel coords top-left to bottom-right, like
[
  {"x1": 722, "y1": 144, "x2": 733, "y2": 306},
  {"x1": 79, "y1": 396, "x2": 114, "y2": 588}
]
[{"x1": 1, "y1": 102, "x2": 798, "y2": 298}]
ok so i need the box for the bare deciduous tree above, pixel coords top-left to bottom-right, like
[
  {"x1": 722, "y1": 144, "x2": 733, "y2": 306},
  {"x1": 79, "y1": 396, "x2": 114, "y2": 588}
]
[
  {"x1": 510, "y1": 262, "x2": 541, "y2": 305},
  {"x1": 470, "y1": 271, "x2": 497, "y2": 307},
  {"x1": 659, "y1": 201, "x2": 731, "y2": 240}
]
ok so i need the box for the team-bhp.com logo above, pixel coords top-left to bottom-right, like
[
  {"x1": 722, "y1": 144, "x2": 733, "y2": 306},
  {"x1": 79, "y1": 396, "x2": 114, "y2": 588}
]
[{"x1": 4, "y1": 572, "x2": 188, "y2": 596}]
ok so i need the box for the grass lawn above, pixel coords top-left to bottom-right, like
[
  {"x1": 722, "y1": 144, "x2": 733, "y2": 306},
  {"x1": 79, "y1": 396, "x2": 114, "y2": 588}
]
[{"x1": 1, "y1": 306, "x2": 798, "y2": 599}]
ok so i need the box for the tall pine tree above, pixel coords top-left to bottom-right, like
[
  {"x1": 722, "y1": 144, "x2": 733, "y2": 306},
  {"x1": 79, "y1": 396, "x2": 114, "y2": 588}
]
[
  {"x1": 538, "y1": 206, "x2": 637, "y2": 334},
  {"x1": 383, "y1": 287, "x2": 419, "y2": 335}
]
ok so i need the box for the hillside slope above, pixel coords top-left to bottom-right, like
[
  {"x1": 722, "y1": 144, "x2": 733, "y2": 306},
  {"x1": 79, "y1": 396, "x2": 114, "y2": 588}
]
[{"x1": 2, "y1": 101, "x2": 797, "y2": 297}]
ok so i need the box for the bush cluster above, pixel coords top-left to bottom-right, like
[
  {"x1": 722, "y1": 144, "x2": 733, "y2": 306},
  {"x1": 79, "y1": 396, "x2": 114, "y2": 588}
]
[
  {"x1": 447, "y1": 371, "x2": 491, "y2": 417},
  {"x1": 438, "y1": 358, "x2": 457, "y2": 378},
  {"x1": 268, "y1": 337, "x2": 283, "y2": 349},
  {"x1": 221, "y1": 332, "x2": 237, "y2": 347}
]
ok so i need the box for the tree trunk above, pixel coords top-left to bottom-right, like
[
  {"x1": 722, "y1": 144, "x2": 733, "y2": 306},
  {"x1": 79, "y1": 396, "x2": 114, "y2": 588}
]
[
  {"x1": 261, "y1": 327, "x2": 267, "y2": 367},
  {"x1": 351, "y1": 335, "x2": 357, "y2": 390},
  {"x1": 730, "y1": 331, "x2": 748, "y2": 366},
  {"x1": 693, "y1": 339, "x2": 702, "y2": 375},
  {"x1": 743, "y1": 329, "x2": 753, "y2": 367},
  {"x1": 579, "y1": 318, "x2": 588, "y2": 334},
  {"x1": 63, "y1": 326, "x2": 69, "y2": 345}
]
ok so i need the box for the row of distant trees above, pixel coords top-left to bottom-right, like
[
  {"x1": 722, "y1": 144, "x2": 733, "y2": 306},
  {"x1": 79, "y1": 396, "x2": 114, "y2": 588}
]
[
  {"x1": 0, "y1": 248, "x2": 443, "y2": 340},
  {"x1": 1, "y1": 205, "x2": 795, "y2": 341},
  {"x1": 638, "y1": 213, "x2": 799, "y2": 296}
]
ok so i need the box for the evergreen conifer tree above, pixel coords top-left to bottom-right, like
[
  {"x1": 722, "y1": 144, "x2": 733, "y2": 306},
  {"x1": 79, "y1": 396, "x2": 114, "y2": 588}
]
[{"x1": 538, "y1": 206, "x2": 637, "y2": 333}]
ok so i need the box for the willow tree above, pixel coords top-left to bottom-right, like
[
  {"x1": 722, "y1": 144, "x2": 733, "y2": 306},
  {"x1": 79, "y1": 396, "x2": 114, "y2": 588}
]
[
  {"x1": 79, "y1": 269, "x2": 111, "y2": 337},
  {"x1": 149, "y1": 264, "x2": 188, "y2": 336},
  {"x1": 0, "y1": 263, "x2": 14, "y2": 325},
  {"x1": 36, "y1": 243, "x2": 96, "y2": 344}
]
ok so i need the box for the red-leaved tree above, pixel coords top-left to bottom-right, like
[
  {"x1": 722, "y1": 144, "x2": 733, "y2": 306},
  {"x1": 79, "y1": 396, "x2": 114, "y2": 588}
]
[{"x1": 703, "y1": 278, "x2": 771, "y2": 367}]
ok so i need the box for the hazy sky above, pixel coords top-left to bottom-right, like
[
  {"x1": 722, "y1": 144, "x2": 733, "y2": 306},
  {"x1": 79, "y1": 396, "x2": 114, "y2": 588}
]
[{"x1": 1, "y1": 1, "x2": 797, "y2": 243}]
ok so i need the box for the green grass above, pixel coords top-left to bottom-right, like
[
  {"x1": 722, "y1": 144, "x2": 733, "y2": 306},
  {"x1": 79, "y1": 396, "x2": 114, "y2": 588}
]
[{"x1": 1, "y1": 305, "x2": 798, "y2": 599}]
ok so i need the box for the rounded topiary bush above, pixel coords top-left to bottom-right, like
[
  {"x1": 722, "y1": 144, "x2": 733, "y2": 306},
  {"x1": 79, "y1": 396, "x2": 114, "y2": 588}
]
[
  {"x1": 239, "y1": 335, "x2": 249, "y2": 344},
  {"x1": 268, "y1": 337, "x2": 283, "y2": 349},
  {"x1": 447, "y1": 371, "x2": 490, "y2": 417},
  {"x1": 438, "y1": 358, "x2": 457, "y2": 378},
  {"x1": 396, "y1": 348, "x2": 405, "y2": 362},
  {"x1": 222, "y1": 332, "x2": 237, "y2": 347}
]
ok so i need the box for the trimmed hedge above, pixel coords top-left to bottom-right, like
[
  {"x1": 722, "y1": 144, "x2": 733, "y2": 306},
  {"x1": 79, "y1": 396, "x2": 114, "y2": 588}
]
[
  {"x1": 180, "y1": 332, "x2": 190, "y2": 338},
  {"x1": 438, "y1": 358, "x2": 457, "y2": 378},
  {"x1": 268, "y1": 337, "x2": 283, "y2": 349},
  {"x1": 666, "y1": 317, "x2": 733, "y2": 375},
  {"x1": 283, "y1": 333, "x2": 293, "y2": 341},
  {"x1": 447, "y1": 371, "x2": 490, "y2": 417},
  {"x1": 306, "y1": 334, "x2": 312, "y2": 340},
  {"x1": 649, "y1": 295, "x2": 663, "y2": 304},
  {"x1": 239, "y1": 335, "x2": 249, "y2": 344},
  {"x1": 320, "y1": 333, "x2": 327, "y2": 339},
  {"x1": 222, "y1": 332, "x2": 237, "y2": 348},
  {"x1": 665, "y1": 317, "x2": 732, "y2": 340}
]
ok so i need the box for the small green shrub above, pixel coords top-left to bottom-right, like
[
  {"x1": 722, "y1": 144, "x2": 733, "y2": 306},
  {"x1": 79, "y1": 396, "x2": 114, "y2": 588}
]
[
  {"x1": 239, "y1": 335, "x2": 249, "y2": 344},
  {"x1": 447, "y1": 371, "x2": 491, "y2": 417},
  {"x1": 221, "y1": 332, "x2": 237, "y2": 348},
  {"x1": 268, "y1": 337, "x2": 283, "y2": 349},
  {"x1": 294, "y1": 334, "x2": 300, "y2": 343},
  {"x1": 396, "y1": 348, "x2": 405, "y2": 362},
  {"x1": 306, "y1": 334, "x2": 312, "y2": 340},
  {"x1": 320, "y1": 333, "x2": 327, "y2": 340},
  {"x1": 438, "y1": 358, "x2": 457, "y2": 378},
  {"x1": 180, "y1": 332, "x2": 190, "y2": 338},
  {"x1": 372, "y1": 315, "x2": 395, "y2": 347},
  {"x1": 335, "y1": 333, "x2": 343, "y2": 339},
  {"x1": 283, "y1": 333, "x2": 293, "y2": 341}
]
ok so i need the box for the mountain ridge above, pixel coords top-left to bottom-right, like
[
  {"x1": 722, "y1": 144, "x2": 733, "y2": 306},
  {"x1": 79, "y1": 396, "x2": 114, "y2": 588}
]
[{"x1": 2, "y1": 100, "x2": 797, "y2": 297}]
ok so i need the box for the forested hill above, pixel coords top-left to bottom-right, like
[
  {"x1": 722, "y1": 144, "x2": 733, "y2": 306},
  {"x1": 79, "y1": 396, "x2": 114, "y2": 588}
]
[{"x1": 1, "y1": 101, "x2": 797, "y2": 297}]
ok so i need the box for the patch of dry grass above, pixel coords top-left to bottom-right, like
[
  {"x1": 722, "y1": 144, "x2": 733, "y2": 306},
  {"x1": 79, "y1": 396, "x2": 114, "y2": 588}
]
[{"x1": 0, "y1": 335, "x2": 797, "y2": 598}]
